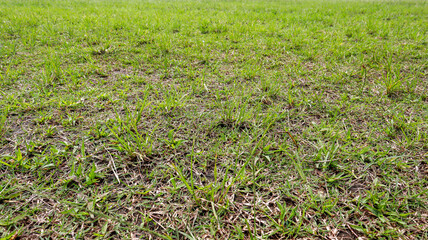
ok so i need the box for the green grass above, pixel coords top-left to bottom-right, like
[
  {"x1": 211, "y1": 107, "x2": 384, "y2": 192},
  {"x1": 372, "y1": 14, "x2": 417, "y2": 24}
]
[{"x1": 0, "y1": 0, "x2": 427, "y2": 238}]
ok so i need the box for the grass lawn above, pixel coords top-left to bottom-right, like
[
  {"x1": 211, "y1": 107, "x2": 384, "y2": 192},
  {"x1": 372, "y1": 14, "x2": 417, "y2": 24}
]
[{"x1": 0, "y1": 0, "x2": 427, "y2": 239}]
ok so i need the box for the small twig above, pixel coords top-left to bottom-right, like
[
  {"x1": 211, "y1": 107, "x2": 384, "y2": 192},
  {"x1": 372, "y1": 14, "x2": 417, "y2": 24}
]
[
  {"x1": 347, "y1": 223, "x2": 360, "y2": 238},
  {"x1": 286, "y1": 131, "x2": 299, "y2": 149},
  {"x1": 104, "y1": 147, "x2": 121, "y2": 184},
  {"x1": 148, "y1": 214, "x2": 168, "y2": 231},
  {"x1": 277, "y1": 130, "x2": 299, "y2": 149}
]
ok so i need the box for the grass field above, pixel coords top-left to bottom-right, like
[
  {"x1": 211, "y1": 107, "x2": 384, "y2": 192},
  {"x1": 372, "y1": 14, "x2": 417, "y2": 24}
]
[{"x1": 0, "y1": 0, "x2": 427, "y2": 239}]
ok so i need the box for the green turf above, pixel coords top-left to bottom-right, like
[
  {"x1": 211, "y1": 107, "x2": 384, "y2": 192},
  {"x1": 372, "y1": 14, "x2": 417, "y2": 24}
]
[{"x1": 0, "y1": 0, "x2": 427, "y2": 239}]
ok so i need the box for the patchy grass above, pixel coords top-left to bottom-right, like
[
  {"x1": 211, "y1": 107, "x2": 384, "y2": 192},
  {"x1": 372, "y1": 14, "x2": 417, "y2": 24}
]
[{"x1": 0, "y1": 0, "x2": 427, "y2": 239}]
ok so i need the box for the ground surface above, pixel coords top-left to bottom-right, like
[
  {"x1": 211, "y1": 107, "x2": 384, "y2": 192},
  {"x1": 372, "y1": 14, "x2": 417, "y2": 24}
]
[{"x1": 0, "y1": 0, "x2": 427, "y2": 239}]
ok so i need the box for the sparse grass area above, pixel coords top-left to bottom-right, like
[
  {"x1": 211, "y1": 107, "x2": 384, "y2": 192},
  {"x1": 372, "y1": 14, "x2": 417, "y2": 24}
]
[{"x1": 0, "y1": 0, "x2": 427, "y2": 239}]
